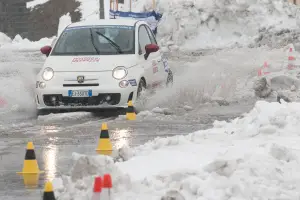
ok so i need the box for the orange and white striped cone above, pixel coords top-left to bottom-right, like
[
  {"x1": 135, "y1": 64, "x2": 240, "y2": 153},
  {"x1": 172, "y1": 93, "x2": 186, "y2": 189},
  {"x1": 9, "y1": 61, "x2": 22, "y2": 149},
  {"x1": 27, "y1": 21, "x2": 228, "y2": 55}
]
[{"x1": 287, "y1": 47, "x2": 296, "y2": 70}]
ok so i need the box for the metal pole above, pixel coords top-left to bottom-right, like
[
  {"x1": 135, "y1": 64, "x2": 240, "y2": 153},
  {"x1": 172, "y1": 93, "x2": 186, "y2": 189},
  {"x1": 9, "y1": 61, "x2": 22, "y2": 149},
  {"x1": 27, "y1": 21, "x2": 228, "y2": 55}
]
[{"x1": 99, "y1": 0, "x2": 105, "y2": 19}]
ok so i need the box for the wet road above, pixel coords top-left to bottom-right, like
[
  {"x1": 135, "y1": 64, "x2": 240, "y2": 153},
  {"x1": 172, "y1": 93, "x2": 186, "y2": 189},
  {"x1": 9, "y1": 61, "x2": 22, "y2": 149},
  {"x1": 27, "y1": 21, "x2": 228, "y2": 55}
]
[{"x1": 0, "y1": 49, "x2": 255, "y2": 199}]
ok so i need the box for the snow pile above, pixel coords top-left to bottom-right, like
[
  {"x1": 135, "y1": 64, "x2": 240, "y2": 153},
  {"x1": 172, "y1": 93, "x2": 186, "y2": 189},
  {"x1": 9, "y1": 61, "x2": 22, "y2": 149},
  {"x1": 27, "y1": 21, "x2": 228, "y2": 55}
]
[
  {"x1": 27, "y1": 0, "x2": 50, "y2": 9},
  {"x1": 53, "y1": 100, "x2": 300, "y2": 199},
  {"x1": 0, "y1": 34, "x2": 55, "y2": 50},
  {"x1": 76, "y1": 0, "x2": 110, "y2": 20},
  {"x1": 0, "y1": 32, "x2": 12, "y2": 46},
  {"x1": 57, "y1": 13, "x2": 72, "y2": 36},
  {"x1": 140, "y1": 0, "x2": 300, "y2": 50}
]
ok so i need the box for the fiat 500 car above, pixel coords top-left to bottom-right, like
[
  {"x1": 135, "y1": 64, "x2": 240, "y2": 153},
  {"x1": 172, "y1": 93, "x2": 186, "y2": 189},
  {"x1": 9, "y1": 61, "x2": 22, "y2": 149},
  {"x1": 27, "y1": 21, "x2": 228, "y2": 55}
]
[{"x1": 35, "y1": 19, "x2": 173, "y2": 115}]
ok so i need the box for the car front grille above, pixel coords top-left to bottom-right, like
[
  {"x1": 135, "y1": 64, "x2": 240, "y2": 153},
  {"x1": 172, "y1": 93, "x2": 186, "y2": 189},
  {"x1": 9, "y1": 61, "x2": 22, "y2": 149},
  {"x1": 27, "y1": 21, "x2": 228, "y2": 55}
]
[
  {"x1": 43, "y1": 94, "x2": 121, "y2": 107},
  {"x1": 63, "y1": 84, "x2": 99, "y2": 87}
]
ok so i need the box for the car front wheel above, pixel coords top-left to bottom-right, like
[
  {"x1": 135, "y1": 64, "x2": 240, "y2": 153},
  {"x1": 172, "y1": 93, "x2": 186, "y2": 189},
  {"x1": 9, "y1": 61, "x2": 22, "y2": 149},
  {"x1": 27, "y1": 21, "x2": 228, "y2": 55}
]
[
  {"x1": 166, "y1": 69, "x2": 173, "y2": 87},
  {"x1": 137, "y1": 78, "x2": 146, "y2": 99}
]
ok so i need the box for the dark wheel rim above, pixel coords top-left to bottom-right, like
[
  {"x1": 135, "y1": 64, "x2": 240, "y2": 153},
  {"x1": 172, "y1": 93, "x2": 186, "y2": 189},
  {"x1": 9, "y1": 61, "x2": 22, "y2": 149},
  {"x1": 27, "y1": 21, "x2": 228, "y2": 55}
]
[
  {"x1": 137, "y1": 81, "x2": 145, "y2": 99},
  {"x1": 167, "y1": 71, "x2": 173, "y2": 86}
]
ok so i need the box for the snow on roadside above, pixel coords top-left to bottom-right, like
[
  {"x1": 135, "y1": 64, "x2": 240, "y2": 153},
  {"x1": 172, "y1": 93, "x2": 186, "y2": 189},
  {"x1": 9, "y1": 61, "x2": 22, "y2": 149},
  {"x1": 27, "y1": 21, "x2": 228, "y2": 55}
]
[
  {"x1": 0, "y1": 34, "x2": 55, "y2": 51},
  {"x1": 76, "y1": 0, "x2": 100, "y2": 20},
  {"x1": 57, "y1": 13, "x2": 72, "y2": 36},
  {"x1": 147, "y1": 0, "x2": 300, "y2": 50},
  {"x1": 53, "y1": 100, "x2": 300, "y2": 199},
  {"x1": 27, "y1": 0, "x2": 50, "y2": 9},
  {"x1": 0, "y1": 32, "x2": 12, "y2": 46}
]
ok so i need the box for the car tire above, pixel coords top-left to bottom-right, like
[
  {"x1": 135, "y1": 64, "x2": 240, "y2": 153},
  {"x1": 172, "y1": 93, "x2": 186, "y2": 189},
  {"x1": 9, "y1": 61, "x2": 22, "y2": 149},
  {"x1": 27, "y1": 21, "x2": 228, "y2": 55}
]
[
  {"x1": 137, "y1": 78, "x2": 146, "y2": 99},
  {"x1": 134, "y1": 79, "x2": 147, "y2": 113},
  {"x1": 36, "y1": 109, "x2": 49, "y2": 117},
  {"x1": 166, "y1": 69, "x2": 173, "y2": 87}
]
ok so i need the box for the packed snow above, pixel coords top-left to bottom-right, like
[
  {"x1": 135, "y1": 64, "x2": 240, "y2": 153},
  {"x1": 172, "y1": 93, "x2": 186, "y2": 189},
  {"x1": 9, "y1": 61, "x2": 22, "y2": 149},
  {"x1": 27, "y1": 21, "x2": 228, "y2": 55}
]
[
  {"x1": 0, "y1": 33, "x2": 54, "y2": 51},
  {"x1": 51, "y1": 100, "x2": 300, "y2": 199},
  {"x1": 76, "y1": 0, "x2": 110, "y2": 20},
  {"x1": 57, "y1": 13, "x2": 72, "y2": 36},
  {"x1": 0, "y1": 32, "x2": 12, "y2": 46},
  {"x1": 26, "y1": 0, "x2": 50, "y2": 9},
  {"x1": 153, "y1": 0, "x2": 300, "y2": 50}
]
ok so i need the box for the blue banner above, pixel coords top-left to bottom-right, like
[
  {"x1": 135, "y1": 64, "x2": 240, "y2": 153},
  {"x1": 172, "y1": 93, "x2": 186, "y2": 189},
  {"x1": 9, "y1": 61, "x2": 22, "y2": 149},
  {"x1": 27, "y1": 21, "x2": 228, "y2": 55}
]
[{"x1": 109, "y1": 10, "x2": 162, "y2": 34}]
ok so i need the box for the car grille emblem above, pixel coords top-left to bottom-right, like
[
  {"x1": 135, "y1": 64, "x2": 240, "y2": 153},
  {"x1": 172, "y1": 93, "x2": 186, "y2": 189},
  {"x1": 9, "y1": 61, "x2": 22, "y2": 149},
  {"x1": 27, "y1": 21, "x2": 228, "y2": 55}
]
[{"x1": 77, "y1": 76, "x2": 84, "y2": 83}]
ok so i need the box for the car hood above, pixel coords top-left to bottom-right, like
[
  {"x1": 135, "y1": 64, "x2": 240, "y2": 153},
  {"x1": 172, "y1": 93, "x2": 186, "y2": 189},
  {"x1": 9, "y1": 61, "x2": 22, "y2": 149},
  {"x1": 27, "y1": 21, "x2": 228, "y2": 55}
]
[{"x1": 44, "y1": 55, "x2": 138, "y2": 72}]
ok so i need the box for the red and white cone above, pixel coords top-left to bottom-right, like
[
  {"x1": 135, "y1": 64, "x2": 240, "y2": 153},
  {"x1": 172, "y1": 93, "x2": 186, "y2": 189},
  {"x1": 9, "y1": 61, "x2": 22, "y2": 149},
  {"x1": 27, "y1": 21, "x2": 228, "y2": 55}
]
[
  {"x1": 102, "y1": 174, "x2": 112, "y2": 200},
  {"x1": 258, "y1": 61, "x2": 270, "y2": 76},
  {"x1": 287, "y1": 47, "x2": 296, "y2": 70},
  {"x1": 92, "y1": 176, "x2": 102, "y2": 200}
]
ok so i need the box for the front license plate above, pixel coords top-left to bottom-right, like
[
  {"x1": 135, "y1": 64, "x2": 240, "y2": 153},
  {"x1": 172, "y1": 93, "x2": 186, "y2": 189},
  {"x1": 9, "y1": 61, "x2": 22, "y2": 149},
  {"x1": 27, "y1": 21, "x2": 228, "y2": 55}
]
[{"x1": 68, "y1": 90, "x2": 92, "y2": 97}]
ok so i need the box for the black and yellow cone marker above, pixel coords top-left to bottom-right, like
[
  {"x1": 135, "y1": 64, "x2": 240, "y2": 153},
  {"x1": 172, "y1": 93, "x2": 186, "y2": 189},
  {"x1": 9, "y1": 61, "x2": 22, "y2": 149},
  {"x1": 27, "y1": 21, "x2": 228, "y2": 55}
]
[
  {"x1": 17, "y1": 142, "x2": 44, "y2": 175},
  {"x1": 43, "y1": 181, "x2": 56, "y2": 200},
  {"x1": 96, "y1": 123, "x2": 113, "y2": 155},
  {"x1": 22, "y1": 173, "x2": 40, "y2": 188},
  {"x1": 126, "y1": 100, "x2": 136, "y2": 120}
]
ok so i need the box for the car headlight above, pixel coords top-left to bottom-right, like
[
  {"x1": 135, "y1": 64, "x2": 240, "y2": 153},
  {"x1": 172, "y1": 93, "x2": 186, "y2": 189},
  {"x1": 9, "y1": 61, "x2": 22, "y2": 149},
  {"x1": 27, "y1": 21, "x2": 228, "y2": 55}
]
[
  {"x1": 112, "y1": 66, "x2": 128, "y2": 80},
  {"x1": 42, "y1": 67, "x2": 54, "y2": 81}
]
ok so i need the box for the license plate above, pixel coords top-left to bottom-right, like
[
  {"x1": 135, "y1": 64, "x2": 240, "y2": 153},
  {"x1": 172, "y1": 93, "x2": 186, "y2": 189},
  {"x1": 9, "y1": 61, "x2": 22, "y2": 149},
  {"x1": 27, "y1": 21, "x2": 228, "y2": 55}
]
[{"x1": 68, "y1": 90, "x2": 92, "y2": 97}]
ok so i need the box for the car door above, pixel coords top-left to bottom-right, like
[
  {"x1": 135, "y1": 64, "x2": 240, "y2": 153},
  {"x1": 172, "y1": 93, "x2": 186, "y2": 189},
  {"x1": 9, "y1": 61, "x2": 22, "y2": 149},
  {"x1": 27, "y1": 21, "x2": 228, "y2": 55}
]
[
  {"x1": 145, "y1": 25, "x2": 168, "y2": 85},
  {"x1": 138, "y1": 24, "x2": 158, "y2": 88}
]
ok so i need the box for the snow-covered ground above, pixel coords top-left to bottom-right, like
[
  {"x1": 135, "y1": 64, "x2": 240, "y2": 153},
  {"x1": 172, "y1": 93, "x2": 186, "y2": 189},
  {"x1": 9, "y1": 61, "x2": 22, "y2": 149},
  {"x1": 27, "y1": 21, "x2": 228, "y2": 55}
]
[
  {"x1": 2, "y1": 0, "x2": 300, "y2": 199},
  {"x1": 0, "y1": 33, "x2": 54, "y2": 50},
  {"x1": 52, "y1": 100, "x2": 300, "y2": 199}
]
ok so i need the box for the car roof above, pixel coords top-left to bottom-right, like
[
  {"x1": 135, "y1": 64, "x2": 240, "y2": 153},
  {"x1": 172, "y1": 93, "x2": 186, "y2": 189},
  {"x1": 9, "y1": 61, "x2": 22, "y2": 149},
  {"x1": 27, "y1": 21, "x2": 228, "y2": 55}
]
[{"x1": 67, "y1": 19, "x2": 144, "y2": 28}]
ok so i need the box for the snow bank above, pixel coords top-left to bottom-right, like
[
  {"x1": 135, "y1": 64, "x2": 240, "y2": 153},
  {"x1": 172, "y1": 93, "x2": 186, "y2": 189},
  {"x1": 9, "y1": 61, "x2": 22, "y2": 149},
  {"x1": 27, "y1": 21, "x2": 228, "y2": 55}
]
[
  {"x1": 54, "y1": 100, "x2": 300, "y2": 199},
  {"x1": 76, "y1": 0, "x2": 110, "y2": 20},
  {"x1": 0, "y1": 34, "x2": 55, "y2": 51},
  {"x1": 27, "y1": 0, "x2": 50, "y2": 9},
  {"x1": 57, "y1": 13, "x2": 72, "y2": 36},
  {"x1": 130, "y1": 0, "x2": 300, "y2": 50},
  {"x1": 0, "y1": 32, "x2": 12, "y2": 46}
]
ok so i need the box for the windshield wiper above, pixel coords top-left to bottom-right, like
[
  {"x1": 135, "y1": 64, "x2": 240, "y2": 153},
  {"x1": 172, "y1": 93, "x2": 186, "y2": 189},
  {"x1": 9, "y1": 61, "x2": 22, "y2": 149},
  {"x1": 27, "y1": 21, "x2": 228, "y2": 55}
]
[
  {"x1": 89, "y1": 29, "x2": 100, "y2": 55},
  {"x1": 95, "y1": 31, "x2": 123, "y2": 54}
]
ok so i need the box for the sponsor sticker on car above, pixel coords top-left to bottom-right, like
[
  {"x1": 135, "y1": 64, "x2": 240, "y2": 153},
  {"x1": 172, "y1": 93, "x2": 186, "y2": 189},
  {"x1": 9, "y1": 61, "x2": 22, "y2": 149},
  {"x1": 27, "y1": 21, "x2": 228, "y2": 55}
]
[
  {"x1": 71, "y1": 57, "x2": 100, "y2": 63},
  {"x1": 152, "y1": 60, "x2": 158, "y2": 74},
  {"x1": 128, "y1": 79, "x2": 137, "y2": 86}
]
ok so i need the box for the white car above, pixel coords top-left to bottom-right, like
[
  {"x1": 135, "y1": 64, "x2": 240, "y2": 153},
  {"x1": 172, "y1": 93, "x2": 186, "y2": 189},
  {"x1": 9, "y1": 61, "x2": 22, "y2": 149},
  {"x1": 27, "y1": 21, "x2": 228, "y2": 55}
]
[{"x1": 35, "y1": 19, "x2": 173, "y2": 115}]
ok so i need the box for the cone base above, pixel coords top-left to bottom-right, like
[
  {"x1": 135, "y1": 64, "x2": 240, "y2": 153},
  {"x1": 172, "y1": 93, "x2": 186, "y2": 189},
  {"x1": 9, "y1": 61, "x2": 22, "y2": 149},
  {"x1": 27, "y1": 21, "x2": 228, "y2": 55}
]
[
  {"x1": 96, "y1": 139, "x2": 112, "y2": 151},
  {"x1": 17, "y1": 171, "x2": 44, "y2": 175},
  {"x1": 126, "y1": 113, "x2": 136, "y2": 120},
  {"x1": 96, "y1": 150, "x2": 113, "y2": 155}
]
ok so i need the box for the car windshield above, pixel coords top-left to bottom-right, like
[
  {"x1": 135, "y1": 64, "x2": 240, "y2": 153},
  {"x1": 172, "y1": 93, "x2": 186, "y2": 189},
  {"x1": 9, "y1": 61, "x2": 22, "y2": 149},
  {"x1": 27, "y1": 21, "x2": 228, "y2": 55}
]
[{"x1": 51, "y1": 25, "x2": 135, "y2": 55}]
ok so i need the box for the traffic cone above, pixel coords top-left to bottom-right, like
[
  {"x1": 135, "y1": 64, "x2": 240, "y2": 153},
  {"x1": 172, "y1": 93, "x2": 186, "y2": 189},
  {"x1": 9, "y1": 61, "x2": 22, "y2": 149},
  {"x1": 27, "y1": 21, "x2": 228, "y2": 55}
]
[
  {"x1": 17, "y1": 142, "x2": 43, "y2": 174},
  {"x1": 96, "y1": 123, "x2": 113, "y2": 155},
  {"x1": 257, "y1": 61, "x2": 270, "y2": 76},
  {"x1": 43, "y1": 182, "x2": 56, "y2": 200},
  {"x1": 0, "y1": 97, "x2": 6, "y2": 107},
  {"x1": 288, "y1": 47, "x2": 296, "y2": 70},
  {"x1": 126, "y1": 101, "x2": 136, "y2": 120},
  {"x1": 92, "y1": 176, "x2": 102, "y2": 200},
  {"x1": 22, "y1": 173, "x2": 40, "y2": 188},
  {"x1": 102, "y1": 174, "x2": 112, "y2": 200}
]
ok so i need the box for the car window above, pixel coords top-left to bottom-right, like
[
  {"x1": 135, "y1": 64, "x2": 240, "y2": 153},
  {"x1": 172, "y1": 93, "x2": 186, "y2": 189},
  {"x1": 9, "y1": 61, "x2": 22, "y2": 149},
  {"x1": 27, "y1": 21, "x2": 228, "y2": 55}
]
[
  {"x1": 138, "y1": 25, "x2": 152, "y2": 54},
  {"x1": 145, "y1": 25, "x2": 157, "y2": 45},
  {"x1": 51, "y1": 25, "x2": 135, "y2": 55}
]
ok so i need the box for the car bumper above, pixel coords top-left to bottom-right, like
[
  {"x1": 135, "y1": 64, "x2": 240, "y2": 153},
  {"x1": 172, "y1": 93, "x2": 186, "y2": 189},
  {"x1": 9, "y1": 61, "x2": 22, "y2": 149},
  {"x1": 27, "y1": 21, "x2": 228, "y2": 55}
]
[{"x1": 35, "y1": 86, "x2": 137, "y2": 110}]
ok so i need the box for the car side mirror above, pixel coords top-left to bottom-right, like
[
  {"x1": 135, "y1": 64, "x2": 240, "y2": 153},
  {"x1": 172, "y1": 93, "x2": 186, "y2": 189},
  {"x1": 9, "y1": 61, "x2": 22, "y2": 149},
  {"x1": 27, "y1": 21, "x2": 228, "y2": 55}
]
[
  {"x1": 40, "y1": 45, "x2": 52, "y2": 57},
  {"x1": 144, "y1": 44, "x2": 159, "y2": 60}
]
